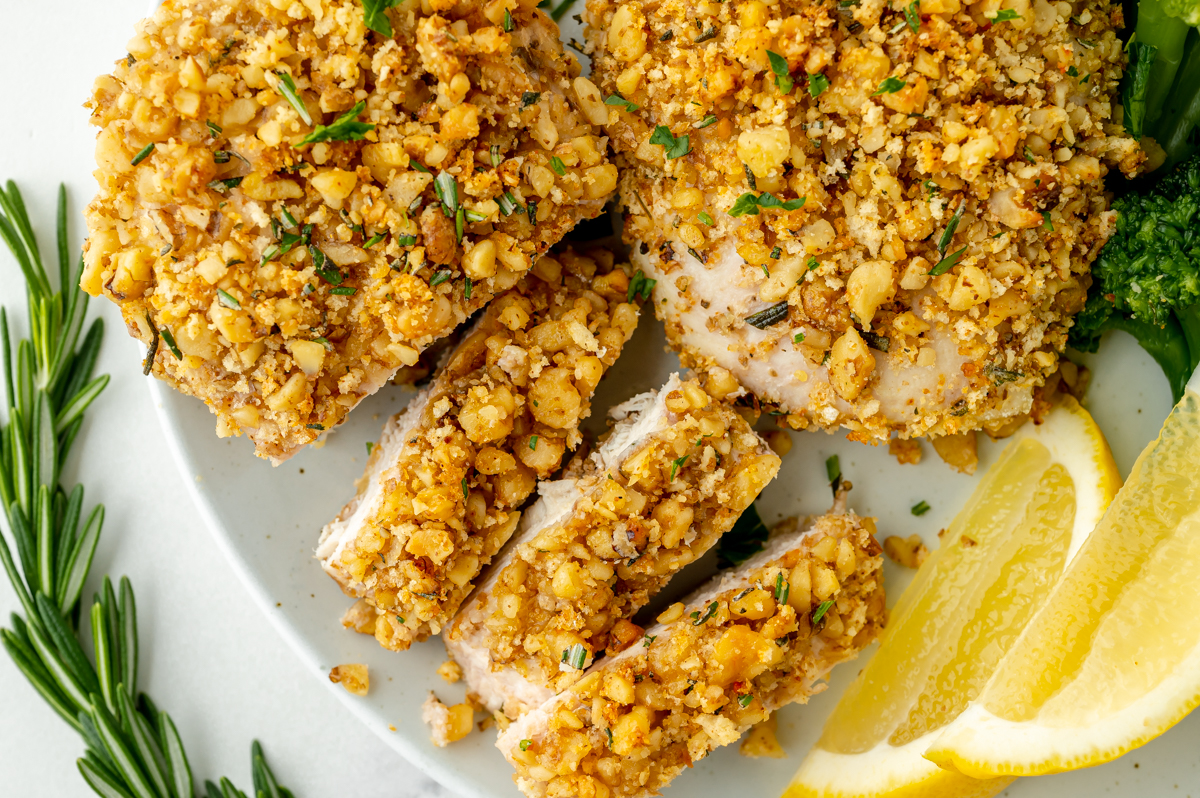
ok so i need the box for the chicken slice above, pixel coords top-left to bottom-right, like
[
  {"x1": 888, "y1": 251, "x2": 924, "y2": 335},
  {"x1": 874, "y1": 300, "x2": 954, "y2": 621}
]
[{"x1": 318, "y1": 249, "x2": 640, "y2": 651}]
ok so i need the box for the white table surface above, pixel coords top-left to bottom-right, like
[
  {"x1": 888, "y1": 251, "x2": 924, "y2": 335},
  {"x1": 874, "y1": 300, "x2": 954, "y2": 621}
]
[{"x1": 1, "y1": 3, "x2": 1198, "y2": 798}]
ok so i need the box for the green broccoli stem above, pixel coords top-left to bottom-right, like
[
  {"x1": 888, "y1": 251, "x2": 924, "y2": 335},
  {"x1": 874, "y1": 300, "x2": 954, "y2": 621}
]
[
  {"x1": 1137, "y1": 0, "x2": 1191, "y2": 129},
  {"x1": 1154, "y1": 30, "x2": 1200, "y2": 166},
  {"x1": 1110, "y1": 313, "x2": 1193, "y2": 402}
]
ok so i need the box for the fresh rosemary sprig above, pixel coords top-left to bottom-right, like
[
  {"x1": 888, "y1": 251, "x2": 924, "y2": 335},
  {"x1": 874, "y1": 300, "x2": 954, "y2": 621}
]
[{"x1": 0, "y1": 182, "x2": 294, "y2": 798}]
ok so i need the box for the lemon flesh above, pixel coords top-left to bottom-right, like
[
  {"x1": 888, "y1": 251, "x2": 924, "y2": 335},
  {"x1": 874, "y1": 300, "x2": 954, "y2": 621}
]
[
  {"x1": 926, "y1": 387, "x2": 1200, "y2": 778},
  {"x1": 786, "y1": 398, "x2": 1118, "y2": 798}
]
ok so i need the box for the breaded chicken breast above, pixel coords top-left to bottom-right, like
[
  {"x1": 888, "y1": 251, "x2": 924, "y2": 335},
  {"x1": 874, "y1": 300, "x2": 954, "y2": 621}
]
[
  {"x1": 84, "y1": 0, "x2": 619, "y2": 462},
  {"x1": 445, "y1": 374, "x2": 780, "y2": 716},
  {"x1": 496, "y1": 504, "x2": 885, "y2": 798},
  {"x1": 585, "y1": 0, "x2": 1142, "y2": 441},
  {"x1": 319, "y1": 247, "x2": 640, "y2": 651}
]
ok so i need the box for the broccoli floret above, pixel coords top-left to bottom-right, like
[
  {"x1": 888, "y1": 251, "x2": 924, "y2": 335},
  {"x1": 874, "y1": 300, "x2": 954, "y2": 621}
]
[{"x1": 1069, "y1": 155, "x2": 1200, "y2": 401}]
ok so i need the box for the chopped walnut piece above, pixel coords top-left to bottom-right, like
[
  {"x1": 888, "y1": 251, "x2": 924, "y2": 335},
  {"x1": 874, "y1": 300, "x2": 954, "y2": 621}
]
[
  {"x1": 328, "y1": 664, "x2": 369, "y2": 696},
  {"x1": 931, "y1": 431, "x2": 979, "y2": 475},
  {"x1": 884, "y1": 534, "x2": 929, "y2": 569}
]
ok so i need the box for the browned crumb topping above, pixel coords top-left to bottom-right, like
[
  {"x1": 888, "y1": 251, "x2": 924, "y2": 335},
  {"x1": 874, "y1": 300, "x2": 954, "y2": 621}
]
[
  {"x1": 84, "y1": 0, "x2": 618, "y2": 462},
  {"x1": 321, "y1": 249, "x2": 640, "y2": 650},
  {"x1": 451, "y1": 377, "x2": 781, "y2": 698},
  {"x1": 502, "y1": 513, "x2": 885, "y2": 798},
  {"x1": 883, "y1": 532, "x2": 929, "y2": 567},
  {"x1": 585, "y1": 0, "x2": 1143, "y2": 441}
]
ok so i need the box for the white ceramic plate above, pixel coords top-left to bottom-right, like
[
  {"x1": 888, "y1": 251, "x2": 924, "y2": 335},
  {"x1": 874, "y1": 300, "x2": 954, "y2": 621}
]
[
  {"x1": 152, "y1": 311, "x2": 1200, "y2": 798},
  {"x1": 146, "y1": 8, "x2": 1198, "y2": 797}
]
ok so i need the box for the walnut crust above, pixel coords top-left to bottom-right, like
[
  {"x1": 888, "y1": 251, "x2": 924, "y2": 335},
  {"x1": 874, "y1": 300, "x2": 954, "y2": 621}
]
[
  {"x1": 320, "y1": 248, "x2": 641, "y2": 651},
  {"x1": 497, "y1": 512, "x2": 885, "y2": 798},
  {"x1": 585, "y1": 0, "x2": 1143, "y2": 441},
  {"x1": 83, "y1": 0, "x2": 619, "y2": 462},
  {"x1": 447, "y1": 376, "x2": 782, "y2": 707}
]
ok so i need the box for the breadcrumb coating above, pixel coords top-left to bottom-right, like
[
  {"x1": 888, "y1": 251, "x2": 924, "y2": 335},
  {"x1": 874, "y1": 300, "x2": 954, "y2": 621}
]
[
  {"x1": 446, "y1": 374, "x2": 781, "y2": 716},
  {"x1": 83, "y1": 0, "x2": 618, "y2": 462},
  {"x1": 318, "y1": 248, "x2": 640, "y2": 651},
  {"x1": 585, "y1": 0, "x2": 1143, "y2": 441},
  {"x1": 496, "y1": 508, "x2": 885, "y2": 798}
]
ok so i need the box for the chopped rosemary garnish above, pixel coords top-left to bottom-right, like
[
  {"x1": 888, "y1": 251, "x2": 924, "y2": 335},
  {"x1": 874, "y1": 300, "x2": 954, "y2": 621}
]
[
  {"x1": 362, "y1": 0, "x2": 401, "y2": 35},
  {"x1": 695, "y1": 26, "x2": 718, "y2": 43},
  {"x1": 410, "y1": 160, "x2": 431, "y2": 174},
  {"x1": 774, "y1": 571, "x2": 790, "y2": 604},
  {"x1": 872, "y1": 76, "x2": 907, "y2": 95},
  {"x1": 766, "y1": 50, "x2": 794, "y2": 94},
  {"x1": 649, "y1": 126, "x2": 691, "y2": 160},
  {"x1": 812, "y1": 599, "x2": 835, "y2": 625},
  {"x1": 497, "y1": 191, "x2": 522, "y2": 216},
  {"x1": 464, "y1": 277, "x2": 473, "y2": 299},
  {"x1": 520, "y1": 91, "x2": 541, "y2": 108},
  {"x1": 272, "y1": 71, "x2": 312, "y2": 126},
  {"x1": 529, "y1": 435, "x2": 538, "y2": 450},
  {"x1": 808, "y1": 72, "x2": 830, "y2": 98},
  {"x1": 130, "y1": 143, "x2": 155, "y2": 166},
  {"x1": 330, "y1": 286, "x2": 356, "y2": 296},
  {"x1": 527, "y1": 201, "x2": 538, "y2": 225},
  {"x1": 628, "y1": 270, "x2": 656, "y2": 303},
  {"x1": 826, "y1": 454, "x2": 842, "y2": 493},
  {"x1": 911, "y1": 500, "x2": 931, "y2": 516},
  {"x1": 861, "y1": 330, "x2": 890, "y2": 352},
  {"x1": 549, "y1": 0, "x2": 576, "y2": 21},
  {"x1": 216, "y1": 289, "x2": 241, "y2": 310},
  {"x1": 206, "y1": 120, "x2": 223, "y2": 137},
  {"x1": 1042, "y1": 213, "x2": 1054, "y2": 231},
  {"x1": 698, "y1": 212, "x2": 715, "y2": 226},
  {"x1": 490, "y1": 144, "x2": 502, "y2": 168},
  {"x1": 143, "y1": 312, "x2": 160, "y2": 374},
  {"x1": 429, "y1": 269, "x2": 452, "y2": 287},
  {"x1": 563, "y1": 643, "x2": 587, "y2": 670},
  {"x1": 744, "y1": 301, "x2": 789, "y2": 329},
  {"x1": 991, "y1": 8, "x2": 1021, "y2": 22},
  {"x1": 504, "y1": 8, "x2": 514, "y2": 31},
  {"x1": 434, "y1": 172, "x2": 459, "y2": 216},
  {"x1": 364, "y1": 233, "x2": 385, "y2": 248},
  {"x1": 306, "y1": 423, "x2": 325, "y2": 431},
  {"x1": 604, "y1": 93, "x2": 640, "y2": 112},
  {"x1": 904, "y1": 0, "x2": 920, "y2": 31},
  {"x1": 643, "y1": 634, "x2": 656, "y2": 647},
  {"x1": 728, "y1": 191, "x2": 806, "y2": 217},
  {"x1": 738, "y1": 694, "x2": 754, "y2": 708},
  {"x1": 937, "y1": 200, "x2": 966, "y2": 253},
  {"x1": 928, "y1": 246, "x2": 967, "y2": 276},
  {"x1": 695, "y1": 114, "x2": 718, "y2": 129},
  {"x1": 207, "y1": 176, "x2": 244, "y2": 193},
  {"x1": 298, "y1": 101, "x2": 375, "y2": 145},
  {"x1": 549, "y1": 156, "x2": 566, "y2": 176},
  {"x1": 462, "y1": 477, "x2": 469, "y2": 502},
  {"x1": 159, "y1": 327, "x2": 183, "y2": 360},
  {"x1": 692, "y1": 601, "x2": 720, "y2": 625},
  {"x1": 744, "y1": 163, "x2": 758, "y2": 190},
  {"x1": 669, "y1": 454, "x2": 689, "y2": 481},
  {"x1": 311, "y1": 248, "x2": 345, "y2": 285},
  {"x1": 396, "y1": 234, "x2": 417, "y2": 247}
]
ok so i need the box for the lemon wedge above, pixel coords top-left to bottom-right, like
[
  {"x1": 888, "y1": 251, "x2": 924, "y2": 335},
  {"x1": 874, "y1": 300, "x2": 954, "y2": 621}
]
[
  {"x1": 784, "y1": 396, "x2": 1120, "y2": 798},
  {"x1": 925, "y1": 376, "x2": 1200, "y2": 778}
]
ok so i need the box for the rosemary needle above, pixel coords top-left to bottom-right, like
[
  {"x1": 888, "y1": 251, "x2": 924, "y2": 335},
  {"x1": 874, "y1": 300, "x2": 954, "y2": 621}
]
[{"x1": 0, "y1": 181, "x2": 295, "y2": 798}]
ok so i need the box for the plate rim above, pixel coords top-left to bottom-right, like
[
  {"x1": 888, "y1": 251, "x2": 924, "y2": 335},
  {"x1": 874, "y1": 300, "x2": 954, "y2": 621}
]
[{"x1": 146, "y1": 376, "x2": 490, "y2": 798}]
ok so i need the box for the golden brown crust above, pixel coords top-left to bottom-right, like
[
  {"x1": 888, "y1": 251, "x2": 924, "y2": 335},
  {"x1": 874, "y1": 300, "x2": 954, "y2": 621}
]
[
  {"x1": 84, "y1": 0, "x2": 618, "y2": 461},
  {"x1": 585, "y1": 0, "x2": 1142, "y2": 440},
  {"x1": 320, "y1": 249, "x2": 641, "y2": 650},
  {"x1": 447, "y1": 375, "x2": 782, "y2": 704},
  {"x1": 499, "y1": 513, "x2": 886, "y2": 798}
]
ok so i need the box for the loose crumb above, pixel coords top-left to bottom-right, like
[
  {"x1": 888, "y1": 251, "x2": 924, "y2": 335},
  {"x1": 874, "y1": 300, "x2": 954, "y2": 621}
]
[
  {"x1": 438, "y1": 659, "x2": 464, "y2": 684},
  {"x1": 740, "y1": 715, "x2": 786, "y2": 759},
  {"x1": 328, "y1": 663, "x2": 369, "y2": 696},
  {"x1": 422, "y1": 693, "x2": 475, "y2": 747},
  {"x1": 888, "y1": 438, "x2": 922, "y2": 465},
  {"x1": 884, "y1": 534, "x2": 929, "y2": 569}
]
